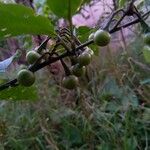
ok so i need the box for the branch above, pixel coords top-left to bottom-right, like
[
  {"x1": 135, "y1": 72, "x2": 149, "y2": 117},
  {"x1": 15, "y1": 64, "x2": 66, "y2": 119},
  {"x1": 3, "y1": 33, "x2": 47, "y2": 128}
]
[
  {"x1": 109, "y1": 10, "x2": 150, "y2": 33},
  {"x1": 0, "y1": 8, "x2": 150, "y2": 91},
  {"x1": 36, "y1": 36, "x2": 51, "y2": 53}
]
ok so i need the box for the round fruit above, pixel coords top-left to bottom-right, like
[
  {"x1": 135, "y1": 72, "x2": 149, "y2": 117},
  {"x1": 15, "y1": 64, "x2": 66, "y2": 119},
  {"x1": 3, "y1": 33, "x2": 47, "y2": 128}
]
[
  {"x1": 62, "y1": 75, "x2": 78, "y2": 90},
  {"x1": 143, "y1": 32, "x2": 150, "y2": 46},
  {"x1": 143, "y1": 46, "x2": 150, "y2": 63},
  {"x1": 94, "y1": 29, "x2": 111, "y2": 46},
  {"x1": 78, "y1": 52, "x2": 91, "y2": 66},
  {"x1": 26, "y1": 51, "x2": 41, "y2": 64},
  {"x1": 71, "y1": 64, "x2": 86, "y2": 77},
  {"x1": 17, "y1": 69, "x2": 35, "y2": 87},
  {"x1": 88, "y1": 33, "x2": 94, "y2": 40}
]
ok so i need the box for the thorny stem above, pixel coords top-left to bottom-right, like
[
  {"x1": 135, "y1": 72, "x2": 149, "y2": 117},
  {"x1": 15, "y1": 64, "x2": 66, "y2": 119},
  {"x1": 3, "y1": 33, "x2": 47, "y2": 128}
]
[
  {"x1": 108, "y1": 1, "x2": 138, "y2": 32},
  {"x1": 109, "y1": 10, "x2": 150, "y2": 33},
  {"x1": 0, "y1": 7, "x2": 150, "y2": 91},
  {"x1": 103, "y1": 9, "x2": 125, "y2": 30},
  {"x1": 56, "y1": 33, "x2": 71, "y2": 52}
]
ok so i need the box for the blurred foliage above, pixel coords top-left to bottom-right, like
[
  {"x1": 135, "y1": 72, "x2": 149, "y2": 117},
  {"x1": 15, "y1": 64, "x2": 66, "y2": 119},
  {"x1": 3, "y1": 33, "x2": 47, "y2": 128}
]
[
  {"x1": 0, "y1": 85, "x2": 38, "y2": 101},
  {"x1": 0, "y1": 3, "x2": 55, "y2": 39},
  {"x1": 46, "y1": 0, "x2": 82, "y2": 19},
  {"x1": 0, "y1": 0, "x2": 150, "y2": 149}
]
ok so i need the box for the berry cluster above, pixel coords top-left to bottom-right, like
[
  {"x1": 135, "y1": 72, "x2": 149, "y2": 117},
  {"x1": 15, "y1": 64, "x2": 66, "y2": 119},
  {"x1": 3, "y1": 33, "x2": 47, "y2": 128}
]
[
  {"x1": 16, "y1": 29, "x2": 111, "y2": 89},
  {"x1": 62, "y1": 47, "x2": 93, "y2": 90},
  {"x1": 62, "y1": 29, "x2": 111, "y2": 90},
  {"x1": 17, "y1": 51, "x2": 41, "y2": 87},
  {"x1": 0, "y1": 1, "x2": 149, "y2": 92}
]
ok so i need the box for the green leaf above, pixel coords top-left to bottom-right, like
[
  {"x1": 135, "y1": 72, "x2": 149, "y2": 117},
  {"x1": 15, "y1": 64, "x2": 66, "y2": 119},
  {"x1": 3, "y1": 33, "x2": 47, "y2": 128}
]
[
  {"x1": 0, "y1": 3, "x2": 55, "y2": 39},
  {"x1": 76, "y1": 27, "x2": 99, "y2": 55},
  {"x1": 89, "y1": 44, "x2": 100, "y2": 56},
  {"x1": 46, "y1": 0, "x2": 82, "y2": 19},
  {"x1": 77, "y1": 26, "x2": 91, "y2": 41},
  {"x1": 0, "y1": 85, "x2": 38, "y2": 101},
  {"x1": 119, "y1": 0, "x2": 126, "y2": 8}
]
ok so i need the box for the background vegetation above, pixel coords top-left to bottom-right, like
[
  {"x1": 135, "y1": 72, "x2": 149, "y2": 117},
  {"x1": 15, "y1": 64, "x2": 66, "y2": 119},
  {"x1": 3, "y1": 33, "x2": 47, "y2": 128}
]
[{"x1": 0, "y1": 0, "x2": 150, "y2": 149}]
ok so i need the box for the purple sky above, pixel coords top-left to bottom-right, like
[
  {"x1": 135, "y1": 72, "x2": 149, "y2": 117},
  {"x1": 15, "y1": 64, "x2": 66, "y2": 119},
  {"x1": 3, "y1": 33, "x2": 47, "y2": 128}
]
[{"x1": 72, "y1": 0, "x2": 113, "y2": 28}]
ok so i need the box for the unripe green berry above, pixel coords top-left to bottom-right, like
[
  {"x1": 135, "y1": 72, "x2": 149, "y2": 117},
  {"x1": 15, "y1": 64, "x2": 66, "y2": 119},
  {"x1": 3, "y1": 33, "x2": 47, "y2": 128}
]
[
  {"x1": 94, "y1": 29, "x2": 111, "y2": 46},
  {"x1": 17, "y1": 69, "x2": 35, "y2": 87},
  {"x1": 62, "y1": 75, "x2": 79, "y2": 90},
  {"x1": 78, "y1": 52, "x2": 92, "y2": 66},
  {"x1": 26, "y1": 51, "x2": 41, "y2": 64},
  {"x1": 71, "y1": 64, "x2": 86, "y2": 77}
]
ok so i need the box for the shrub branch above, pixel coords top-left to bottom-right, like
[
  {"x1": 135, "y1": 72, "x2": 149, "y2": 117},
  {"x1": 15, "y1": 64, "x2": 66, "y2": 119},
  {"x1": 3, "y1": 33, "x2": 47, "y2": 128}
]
[{"x1": 0, "y1": 4, "x2": 149, "y2": 91}]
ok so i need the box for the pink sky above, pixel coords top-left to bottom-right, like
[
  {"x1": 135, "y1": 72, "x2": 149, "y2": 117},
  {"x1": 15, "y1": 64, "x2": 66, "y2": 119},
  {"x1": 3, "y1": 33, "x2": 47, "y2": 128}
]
[{"x1": 72, "y1": 0, "x2": 113, "y2": 28}]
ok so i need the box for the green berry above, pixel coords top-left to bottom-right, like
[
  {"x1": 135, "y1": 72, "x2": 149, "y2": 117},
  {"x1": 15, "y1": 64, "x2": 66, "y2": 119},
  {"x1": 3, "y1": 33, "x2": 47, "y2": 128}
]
[
  {"x1": 94, "y1": 29, "x2": 111, "y2": 46},
  {"x1": 26, "y1": 51, "x2": 41, "y2": 64},
  {"x1": 71, "y1": 64, "x2": 86, "y2": 77},
  {"x1": 62, "y1": 75, "x2": 78, "y2": 90},
  {"x1": 78, "y1": 52, "x2": 91, "y2": 66},
  {"x1": 17, "y1": 69, "x2": 35, "y2": 87}
]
